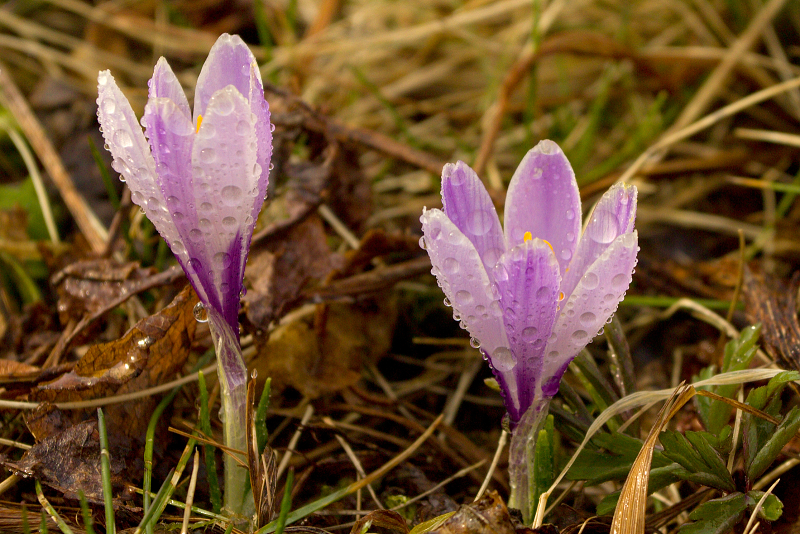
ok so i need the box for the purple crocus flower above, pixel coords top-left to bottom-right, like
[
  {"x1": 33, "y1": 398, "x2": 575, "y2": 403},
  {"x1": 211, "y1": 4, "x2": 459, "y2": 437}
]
[
  {"x1": 421, "y1": 140, "x2": 637, "y2": 520},
  {"x1": 96, "y1": 33, "x2": 271, "y2": 336},
  {"x1": 421, "y1": 140, "x2": 637, "y2": 425},
  {"x1": 96, "y1": 33, "x2": 271, "y2": 516}
]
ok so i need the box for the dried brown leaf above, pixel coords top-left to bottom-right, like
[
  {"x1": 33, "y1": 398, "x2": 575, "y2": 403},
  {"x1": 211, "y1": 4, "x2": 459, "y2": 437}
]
[
  {"x1": 427, "y1": 490, "x2": 515, "y2": 534},
  {"x1": 350, "y1": 509, "x2": 409, "y2": 534}
]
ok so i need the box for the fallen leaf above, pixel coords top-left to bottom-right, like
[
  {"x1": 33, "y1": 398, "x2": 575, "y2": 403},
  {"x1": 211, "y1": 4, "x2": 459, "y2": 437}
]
[
  {"x1": 252, "y1": 297, "x2": 396, "y2": 398},
  {"x1": 427, "y1": 491, "x2": 515, "y2": 534}
]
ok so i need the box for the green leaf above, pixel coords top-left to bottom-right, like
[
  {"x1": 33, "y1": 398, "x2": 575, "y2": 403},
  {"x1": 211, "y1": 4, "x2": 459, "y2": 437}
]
[
  {"x1": 694, "y1": 325, "x2": 761, "y2": 434},
  {"x1": 679, "y1": 493, "x2": 747, "y2": 534},
  {"x1": 659, "y1": 428, "x2": 734, "y2": 491},
  {"x1": 531, "y1": 415, "x2": 555, "y2": 511},
  {"x1": 747, "y1": 491, "x2": 783, "y2": 521},
  {"x1": 567, "y1": 432, "x2": 670, "y2": 485},
  {"x1": 596, "y1": 464, "x2": 683, "y2": 515},
  {"x1": 747, "y1": 406, "x2": 800, "y2": 481},
  {"x1": 0, "y1": 177, "x2": 50, "y2": 240}
]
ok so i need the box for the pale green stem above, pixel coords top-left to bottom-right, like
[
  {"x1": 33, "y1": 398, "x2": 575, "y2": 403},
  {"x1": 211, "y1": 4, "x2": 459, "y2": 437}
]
[
  {"x1": 207, "y1": 310, "x2": 251, "y2": 519},
  {"x1": 507, "y1": 397, "x2": 550, "y2": 525}
]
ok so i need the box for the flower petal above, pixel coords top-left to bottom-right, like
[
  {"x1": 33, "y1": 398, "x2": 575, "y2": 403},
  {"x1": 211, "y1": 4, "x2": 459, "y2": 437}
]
[
  {"x1": 421, "y1": 208, "x2": 508, "y2": 356},
  {"x1": 96, "y1": 71, "x2": 181, "y2": 262},
  {"x1": 194, "y1": 34, "x2": 256, "y2": 120},
  {"x1": 540, "y1": 230, "x2": 639, "y2": 398},
  {"x1": 190, "y1": 85, "x2": 260, "y2": 332},
  {"x1": 503, "y1": 140, "x2": 581, "y2": 278},
  {"x1": 246, "y1": 62, "x2": 272, "y2": 234},
  {"x1": 561, "y1": 183, "x2": 637, "y2": 301},
  {"x1": 491, "y1": 239, "x2": 560, "y2": 422},
  {"x1": 148, "y1": 57, "x2": 191, "y2": 122},
  {"x1": 441, "y1": 161, "x2": 505, "y2": 273}
]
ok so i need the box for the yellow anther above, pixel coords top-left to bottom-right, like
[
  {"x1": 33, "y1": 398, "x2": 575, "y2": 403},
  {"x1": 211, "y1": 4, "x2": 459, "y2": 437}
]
[
  {"x1": 196, "y1": 115, "x2": 203, "y2": 133},
  {"x1": 542, "y1": 239, "x2": 554, "y2": 254},
  {"x1": 523, "y1": 231, "x2": 532, "y2": 242}
]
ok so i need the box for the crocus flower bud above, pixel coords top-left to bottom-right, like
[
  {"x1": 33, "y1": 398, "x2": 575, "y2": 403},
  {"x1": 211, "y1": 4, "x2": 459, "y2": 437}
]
[
  {"x1": 97, "y1": 33, "x2": 272, "y2": 334},
  {"x1": 420, "y1": 140, "x2": 638, "y2": 427}
]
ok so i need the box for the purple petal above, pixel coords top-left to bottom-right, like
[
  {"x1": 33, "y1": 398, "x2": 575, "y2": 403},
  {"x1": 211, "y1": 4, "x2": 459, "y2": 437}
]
[
  {"x1": 420, "y1": 208, "x2": 508, "y2": 358},
  {"x1": 96, "y1": 71, "x2": 181, "y2": 260},
  {"x1": 491, "y1": 239, "x2": 560, "y2": 422},
  {"x1": 540, "y1": 230, "x2": 639, "y2": 398},
  {"x1": 441, "y1": 161, "x2": 506, "y2": 273},
  {"x1": 140, "y1": 97, "x2": 219, "y2": 312},
  {"x1": 246, "y1": 62, "x2": 272, "y2": 240},
  {"x1": 503, "y1": 140, "x2": 581, "y2": 278},
  {"x1": 194, "y1": 34, "x2": 256, "y2": 120},
  {"x1": 190, "y1": 85, "x2": 260, "y2": 332},
  {"x1": 561, "y1": 183, "x2": 638, "y2": 301},
  {"x1": 149, "y1": 57, "x2": 191, "y2": 122}
]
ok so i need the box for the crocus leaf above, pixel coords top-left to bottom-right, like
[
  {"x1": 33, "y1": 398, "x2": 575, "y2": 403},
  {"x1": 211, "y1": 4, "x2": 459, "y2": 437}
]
[
  {"x1": 566, "y1": 432, "x2": 671, "y2": 486},
  {"x1": 678, "y1": 493, "x2": 747, "y2": 534},
  {"x1": 746, "y1": 405, "x2": 800, "y2": 481},
  {"x1": 531, "y1": 415, "x2": 555, "y2": 511},
  {"x1": 659, "y1": 428, "x2": 734, "y2": 492}
]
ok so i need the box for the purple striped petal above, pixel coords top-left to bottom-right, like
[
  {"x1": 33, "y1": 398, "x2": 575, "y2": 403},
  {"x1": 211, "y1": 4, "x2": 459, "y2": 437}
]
[
  {"x1": 503, "y1": 140, "x2": 581, "y2": 278},
  {"x1": 441, "y1": 161, "x2": 506, "y2": 274},
  {"x1": 246, "y1": 62, "x2": 272, "y2": 236},
  {"x1": 420, "y1": 208, "x2": 508, "y2": 359},
  {"x1": 193, "y1": 34, "x2": 255, "y2": 121},
  {"x1": 561, "y1": 183, "x2": 637, "y2": 301},
  {"x1": 541, "y1": 230, "x2": 639, "y2": 398},
  {"x1": 149, "y1": 57, "x2": 191, "y2": 121},
  {"x1": 491, "y1": 239, "x2": 560, "y2": 422},
  {"x1": 190, "y1": 85, "x2": 259, "y2": 331},
  {"x1": 96, "y1": 71, "x2": 181, "y2": 260}
]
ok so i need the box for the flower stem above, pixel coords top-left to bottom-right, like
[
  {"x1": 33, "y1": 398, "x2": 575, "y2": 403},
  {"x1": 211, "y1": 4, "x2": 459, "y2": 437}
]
[
  {"x1": 207, "y1": 310, "x2": 251, "y2": 518},
  {"x1": 507, "y1": 398, "x2": 550, "y2": 525}
]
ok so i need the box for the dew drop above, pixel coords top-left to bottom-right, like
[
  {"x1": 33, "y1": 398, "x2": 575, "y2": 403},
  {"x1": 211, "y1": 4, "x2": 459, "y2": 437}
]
[
  {"x1": 531, "y1": 167, "x2": 543, "y2": 179},
  {"x1": 200, "y1": 202, "x2": 213, "y2": 212},
  {"x1": 189, "y1": 228, "x2": 203, "y2": 242},
  {"x1": 173, "y1": 211, "x2": 185, "y2": 222},
  {"x1": 252, "y1": 163, "x2": 262, "y2": 178},
  {"x1": 198, "y1": 124, "x2": 216, "y2": 139},
  {"x1": 560, "y1": 248, "x2": 571, "y2": 261},
  {"x1": 199, "y1": 218, "x2": 212, "y2": 231},
  {"x1": 466, "y1": 210, "x2": 493, "y2": 236},
  {"x1": 443, "y1": 297, "x2": 452, "y2": 307},
  {"x1": 494, "y1": 264, "x2": 509, "y2": 282},
  {"x1": 213, "y1": 92, "x2": 235, "y2": 116},
  {"x1": 214, "y1": 252, "x2": 232, "y2": 268},
  {"x1": 586, "y1": 209, "x2": 619, "y2": 244},
  {"x1": 582, "y1": 272, "x2": 599, "y2": 289},
  {"x1": 566, "y1": 232, "x2": 575, "y2": 242},
  {"x1": 270, "y1": 123, "x2": 276, "y2": 132},
  {"x1": 580, "y1": 312, "x2": 596, "y2": 326},
  {"x1": 571, "y1": 330, "x2": 588, "y2": 342},
  {"x1": 223, "y1": 216, "x2": 237, "y2": 228},
  {"x1": 492, "y1": 347, "x2": 516, "y2": 372},
  {"x1": 146, "y1": 197, "x2": 162, "y2": 211},
  {"x1": 536, "y1": 286, "x2": 550, "y2": 300},
  {"x1": 102, "y1": 99, "x2": 116, "y2": 114},
  {"x1": 131, "y1": 191, "x2": 144, "y2": 204},
  {"x1": 200, "y1": 148, "x2": 216, "y2": 163},
  {"x1": 236, "y1": 120, "x2": 249, "y2": 135},
  {"x1": 490, "y1": 300, "x2": 503, "y2": 317},
  {"x1": 470, "y1": 337, "x2": 481, "y2": 349},
  {"x1": 113, "y1": 129, "x2": 133, "y2": 148},
  {"x1": 565, "y1": 209, "x2": 575, "y2": 220},
  {"x1": 221, "y1": 185, "x2": 243, "y2": 204},
  {"x1": 173, "y1": 240, "x2": 186, "y2": 255},
  {"x1": 189, "y1": 257, "x2": 203, "y2": 273},
  {"x1": 418, "y1": 236, "x2": 427, "y2": 250},
  {"x1": 455, "y1": 290, "x2": 473, "y2": 306},
  {"x1": 611, "y1": 273, "x2": 628, "y2": 290},
  {"x1": 522, "y1": 327, "x2": 538, "y2": 343},
  {"x1": 443, "y1": 257, "x2": 460, "y2": 274}
]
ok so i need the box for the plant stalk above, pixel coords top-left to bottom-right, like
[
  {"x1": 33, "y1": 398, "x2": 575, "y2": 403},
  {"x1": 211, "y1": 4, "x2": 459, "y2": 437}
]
[
  {"x1": 507, "y1": 397, "x2": 550, "y2": 525},
  {"x1": 207, "y1": 310, "x2": 251, "y2": 519}
]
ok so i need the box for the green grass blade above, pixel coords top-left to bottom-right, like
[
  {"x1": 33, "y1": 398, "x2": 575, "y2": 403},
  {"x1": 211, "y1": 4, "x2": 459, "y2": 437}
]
[
  {"x1": 97, "y1": 408, "x2": 115, "y2": 534},
  {"x1": 274, "y1": 469, "x2": 294, "y2": 534},
  {"x1": 35, "y1": 480, "x2": 73, "y2": 534},
  {"x1": 198, "y1": 370, "x2": 222, "y2": 514},
  {"x1": 78, "y1": 491, "x2": 96, "y2": 534}
]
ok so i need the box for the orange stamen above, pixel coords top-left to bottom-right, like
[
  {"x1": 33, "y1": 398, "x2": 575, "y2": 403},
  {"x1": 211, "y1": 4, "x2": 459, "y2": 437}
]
[{"x1": 196, "y1": 115, "x2": 203, "y2": 133}]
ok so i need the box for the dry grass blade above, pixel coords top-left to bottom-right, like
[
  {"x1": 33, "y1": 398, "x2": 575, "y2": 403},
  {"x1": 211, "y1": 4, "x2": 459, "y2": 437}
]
[
  {"x1": 610, "y1": 384, "x2": 695, "y2": 534},
  {"x1": 249, "y1": 377, "x2": 278, "y2": 527}
]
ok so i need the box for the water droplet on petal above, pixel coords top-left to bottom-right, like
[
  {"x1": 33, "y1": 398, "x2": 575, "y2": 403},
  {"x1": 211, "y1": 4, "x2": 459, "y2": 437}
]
[
  {"x1": 443, "y1": 257, "x2": 460, "y2": 274},
  {"x1": 522, "y1": 327, "x2": 538, "y2": 342},
  {"x1": 492, "y1": 347, "x2": 515, "y2": 372},
  {"x1": 571, "y1": 330, "x2": 588, "y2": 342},
  {"x1": 113, "y1": 129, "x2": 133, "y2": 148},
  {"x1": 582, "y1": 272, "x2": 599, "y2": 289},
  {"x1": 189, "y1": 229, "x2": 203, "y2": 242},
  {"x1": 443, "y1": 297, "x2": 452, "y2": 307},
  {"x1": 531, "y1": 167, "x2": 543, "y2": 179},
  {"x1": 102, "y1": 99, "x2": 116, "y2": 114},
  {"x1": 198, "y1": 124, "x2": 216, "y2": 139},
  {"x1": 223, "y1": 216, "x2": 237, "y2": 228},
  {"x1": 236, "y1": 120, "x2": 249, "y2": 135},
  {"x1": 611, "y1": 273, "x2": 628, "y2": 291},
  {"x1": 270, "y1": 123, "x2": 276, "y2": 132},
  {"x1": 189, "y1": 258, "x2": 203, "y2": 273},
  {"x1": 418, "y1": 236, "x2": 427, "y2": 250},
  {"x1": 536, "y1": 286, "x2": 550, "y2": 300},
  {"x1": 586, "y1": 209, "x2": 620, "y2": 244},
  {"x1": 213, "y1": 92, "x2": 235, "y2": 116},
  {"x1": 580, "y1": 312, "x2": 596, "y2": 326},
  {"x1": 566, "y1": 209, "x2": 575, "y2": 220},
  {"x1": 200, "y1": 148, "x2": 216, "y2": 162},
  {"x1": 214, "y1": 252, "x2": 232, "y2": 267},
  {"x1": 466, "y1": 209, "x2": 493, "y2": 236},
  {"x1": 470, "y1": 337, "x2": 481, "y2": 349},
  {"x1": 221, "y1": 185, "x2": 243, "y2": 204},
  {"x1": 455, "y1": 290, "x2": 473, "y2": 306}
]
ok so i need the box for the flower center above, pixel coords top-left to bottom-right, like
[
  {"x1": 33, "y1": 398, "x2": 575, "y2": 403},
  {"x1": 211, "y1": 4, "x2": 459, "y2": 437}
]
[
  {"x1": 196, "y1": 115, "x2": 203, "y2": 133},
  {"x1": 524, "y1": 231, "x2": 555, "y2": 255}
]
